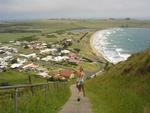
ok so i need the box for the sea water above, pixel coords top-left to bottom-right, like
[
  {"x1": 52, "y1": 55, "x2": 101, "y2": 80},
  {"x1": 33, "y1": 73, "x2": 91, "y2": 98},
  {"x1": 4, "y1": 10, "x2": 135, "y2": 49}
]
[{"x1": 93, "y1": 28, "x2": 150, "y2": 64}]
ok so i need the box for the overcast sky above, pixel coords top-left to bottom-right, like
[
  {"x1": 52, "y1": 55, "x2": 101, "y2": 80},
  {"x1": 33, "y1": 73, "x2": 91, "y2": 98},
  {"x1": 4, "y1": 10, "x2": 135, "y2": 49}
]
[{"x1": 0, "y1": 0, "x2": 150, "y2": 20}]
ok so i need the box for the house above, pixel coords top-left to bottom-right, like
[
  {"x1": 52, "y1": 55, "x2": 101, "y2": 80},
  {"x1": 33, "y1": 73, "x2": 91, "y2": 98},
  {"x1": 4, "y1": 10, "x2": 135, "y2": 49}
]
[
  {"x1": 36, "y1": 67, "x2": 47, "y2": 72},
  {"x1": 0, "y1": 47, "x2": 18, "y2": 55},
  {"x1": 4, "y1": 56, "x2": 13, "y2": 61},
  {"x1": 62, "y1": 56, "x2": 69, "y2": 60},
  {"x1": 59, "y1": 69, "x2": 74, "y2": 79},
  {"x1": 20, "y1": 53, "x2": 37, "y2": 59},
  {"x1": 68, "y1": 52, "x2": 77, "y2": 59},
  {"x1": 0, "y1": 58, "x2": 8, "y2": 71},
  {"x1": 17, "y1": 58, "x2": 27, "y2": 64},
  {"x1": 41, "y1": 56, "x2": 53, "y2": 61},
  {"x1": 61, "y1": 50, "x2": 70, "y2": 54},
  {"x1": 37, "y1": 72, "x2": 50, "y2": 78},
  {"x1": 40, "y1": 48, "x2": 57, "y2": 54},
  {"x1": 54, "y1": 69, "x2": 75, "y2": 80},
  {"x1": 55, "y1": 75, "x2": 66, "y2": 80},
  {"x1": 10, "y1": 58, "x2": 27, "y2": 69},
  {"x1": 53, "y1": 56, "x2": 68, "y2": 62},
  {"x1": 62, "y1": 39, "x2": 72, "y2": 48},
  {"x1": 26, "y1": 44, "x2": 34, "y2": 49},
  {"x1": 42, "y1": 42, "x2": 47, "y2": 46},
  {"x1": 68, "y1": 59, "x2": 80, "y2": 65},
  {"x1": 0, "y1": 49, "x2": 5, "y2": 54},
  {"x1": 35, "y1": 66, "x2": 51, "y2": 78},
  {"x1": 22, "y1": 63, "x2": 38, "y2": 70},
  {"x1": 14, "y1": 41, "x2": 22, "y2": 46},
  {"x1": 40, "y1": 49, "x2": 51, "y2": 54},
  {"x1": 4, "y1": 51, "x2": 12, "y2": 56},
  {"x1": 68, "y1": 52, "x2": 80, "y2": 65},
  {"x1": 41, "y1": 55, "x2": 69, "y2": 62},
  {"x1": 11, "y1": 48, "x2": 18, "y2": 53},
  {"x1": 11, "y1": 63, "x2": 23, "y2": 69}
]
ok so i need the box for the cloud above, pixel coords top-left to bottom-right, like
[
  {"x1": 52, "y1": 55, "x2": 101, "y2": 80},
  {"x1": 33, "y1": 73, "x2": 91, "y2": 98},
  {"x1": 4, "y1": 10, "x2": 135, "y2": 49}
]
[{"x1": 0, "y1": 0, "x2": 150, "y2": 19}]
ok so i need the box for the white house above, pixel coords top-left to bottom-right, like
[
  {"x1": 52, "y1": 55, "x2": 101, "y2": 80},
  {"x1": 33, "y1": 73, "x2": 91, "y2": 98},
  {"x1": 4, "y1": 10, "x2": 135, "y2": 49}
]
[
  {"x1": 37, "y1": 72, "x2": 50, "y2": 78},
  {"x1": 40, "y1": 49, "x2": 51, "y2": 54},
  {"x1": 10, "y1": 58, "x2": 27, "y2": 69},
  {"x1": 61, "y1": 50, "x2": 70, "y2": 54},
  {"x1": 4, "y1": 56, "x2": 13, "y2": 61},
  {"x1": 14, "y1": 41, "x2": 22, "y2": 46},
  {"x1": 0, "y1": 58, "x2": 8, "y2": 69},
  {"x1": 53, "y1": 56, "x2": 69, "y2": 62},
  {"x1": 11, "y1": 63, "x2": 23, "y2": 69},
  {"x1": 23, "y1": 63, "x2": 38, "y2": 69},
  {"x1": 17, "y1": 58, "x2": 27, "y2": 64},
  {"x1": 41, "y1": 56, "x2": 53, "y2": 61},
  {"x1": 40, "y1": 48, "x2": 57, "y2": 54},
  {"x1": 4, "y1": 51, "x2": 12, "y2": 56},
  {"x1": 20, "y1": 53, "x2": 37, "y2": 59}
]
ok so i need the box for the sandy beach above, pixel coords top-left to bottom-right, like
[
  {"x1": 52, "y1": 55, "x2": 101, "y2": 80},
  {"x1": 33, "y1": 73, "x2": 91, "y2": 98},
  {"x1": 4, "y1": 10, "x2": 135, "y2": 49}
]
[{"x1": 90, "y1": 31, "x2": 106, "y2": 61}]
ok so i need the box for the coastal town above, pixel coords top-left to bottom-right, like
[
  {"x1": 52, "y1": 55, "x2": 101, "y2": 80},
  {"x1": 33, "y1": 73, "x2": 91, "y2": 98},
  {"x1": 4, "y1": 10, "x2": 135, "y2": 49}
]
[
  {"x1": 0, "y1": 0, "x2": 150, "y2": 112},
  {"x1": 0, "y1": 38, "x2": 81, "y2": 81}
]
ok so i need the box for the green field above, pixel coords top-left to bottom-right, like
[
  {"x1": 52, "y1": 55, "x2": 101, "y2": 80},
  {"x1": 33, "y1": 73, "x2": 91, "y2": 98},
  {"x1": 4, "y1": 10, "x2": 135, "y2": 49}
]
[
  {"x1": 0, "y1": 71, "x2": 47, "y2": 85},
  {"x1": 1, "y1": 19, "x2": 150, "y2": 42}
]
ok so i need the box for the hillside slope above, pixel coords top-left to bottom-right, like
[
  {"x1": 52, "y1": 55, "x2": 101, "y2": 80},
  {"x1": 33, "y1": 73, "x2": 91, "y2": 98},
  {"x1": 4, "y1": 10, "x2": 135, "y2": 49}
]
[{"x1": 86, "y1": 49, "x2": 150, "y2": 113}]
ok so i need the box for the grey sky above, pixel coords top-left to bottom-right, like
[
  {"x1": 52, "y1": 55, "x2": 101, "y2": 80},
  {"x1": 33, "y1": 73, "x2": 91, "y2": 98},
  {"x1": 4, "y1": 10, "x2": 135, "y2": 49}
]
[{"x1": 0, "y1": 0, "x2": 150, "y2": 20}]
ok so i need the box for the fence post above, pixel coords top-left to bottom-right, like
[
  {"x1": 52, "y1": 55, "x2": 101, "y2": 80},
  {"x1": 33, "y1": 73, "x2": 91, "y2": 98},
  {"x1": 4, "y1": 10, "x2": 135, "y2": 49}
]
[
  {"x1": 13, "y1": 88, "x2": 18, "y2": 113},
  {"x1": 44, "y1": 84, "x2": 48, "y2": 105},
  {"x1": 28, "y1": 75, "x2": 34, "y2": 95}
]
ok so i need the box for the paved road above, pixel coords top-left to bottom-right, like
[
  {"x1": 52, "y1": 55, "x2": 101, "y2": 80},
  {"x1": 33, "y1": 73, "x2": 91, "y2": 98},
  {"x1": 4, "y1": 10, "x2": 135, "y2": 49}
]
[{"x1": 58, "y1": 85, "x2": 93, "y2": 113}]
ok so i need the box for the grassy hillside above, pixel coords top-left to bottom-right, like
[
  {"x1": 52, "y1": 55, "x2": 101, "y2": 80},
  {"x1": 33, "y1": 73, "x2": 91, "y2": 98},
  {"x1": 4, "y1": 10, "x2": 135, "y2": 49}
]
[
  {"x1": 0, "y1": 82, "x2": 70, "y2": 113},
  {"x1": 86, "y1": 49, "x2": 150, "y2": 113}
]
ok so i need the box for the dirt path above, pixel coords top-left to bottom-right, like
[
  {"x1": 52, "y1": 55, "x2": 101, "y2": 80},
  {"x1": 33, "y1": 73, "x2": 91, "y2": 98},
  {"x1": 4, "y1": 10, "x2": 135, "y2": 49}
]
[{"x1": 58, "y1": 84, "x2": 93, "y2": 113}]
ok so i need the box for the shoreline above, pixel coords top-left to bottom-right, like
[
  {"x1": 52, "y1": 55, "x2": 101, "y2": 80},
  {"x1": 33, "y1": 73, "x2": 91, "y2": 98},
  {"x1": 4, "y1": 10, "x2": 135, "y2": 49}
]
[
  {"x1": 90, "y1": 31, "x2": 107, "y2": 62},
  {"x1": 90, "y1": 28, "x2": 146, "y2": 65}
]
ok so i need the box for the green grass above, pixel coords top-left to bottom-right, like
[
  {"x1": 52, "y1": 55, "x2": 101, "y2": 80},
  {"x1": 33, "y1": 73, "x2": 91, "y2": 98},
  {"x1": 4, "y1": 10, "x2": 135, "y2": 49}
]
[
  {"x1": 86, "y1": 49, "x2": 150, "y2": 113},
  {"x1": 0, "y1": 33, "x2": 39, "y2": 42},
  {"x1": 0, "y1": 70, "x2": 46, "y2": 85},
  {"x1": 0, "y1": 82, "x2": 70, "y2": 113}
]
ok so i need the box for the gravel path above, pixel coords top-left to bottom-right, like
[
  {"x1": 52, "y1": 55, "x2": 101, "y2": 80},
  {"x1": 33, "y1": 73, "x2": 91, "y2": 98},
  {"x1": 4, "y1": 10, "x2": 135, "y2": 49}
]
[{"x1": 58, "y1": 84, "x2": 93, "y2": 113}]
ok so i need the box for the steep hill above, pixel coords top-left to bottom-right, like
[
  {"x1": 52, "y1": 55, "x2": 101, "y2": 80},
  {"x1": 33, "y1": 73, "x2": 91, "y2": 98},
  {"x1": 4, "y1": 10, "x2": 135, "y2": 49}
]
[{"x1": 86, "y1": 49, "x2": 150, "y2": 113}]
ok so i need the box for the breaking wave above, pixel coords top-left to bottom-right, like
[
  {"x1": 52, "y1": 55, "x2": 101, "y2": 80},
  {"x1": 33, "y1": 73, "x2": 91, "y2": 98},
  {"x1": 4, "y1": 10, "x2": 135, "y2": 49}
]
[{"x1": 92, "y1": 28, "x2": 131, "y2": 64}]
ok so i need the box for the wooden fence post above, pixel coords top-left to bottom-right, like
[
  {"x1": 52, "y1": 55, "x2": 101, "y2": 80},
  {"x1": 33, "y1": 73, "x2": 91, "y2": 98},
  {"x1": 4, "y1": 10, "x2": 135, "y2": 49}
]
[
  {"x1": 28, "y1": 75, "x2": 34, "y2": 95},
  {"x1": 44, "y1": 84, "x2": 48, "y2": 105},
  {"x1": 13, "y1": 88, "x2": 18, "y2": 113}
]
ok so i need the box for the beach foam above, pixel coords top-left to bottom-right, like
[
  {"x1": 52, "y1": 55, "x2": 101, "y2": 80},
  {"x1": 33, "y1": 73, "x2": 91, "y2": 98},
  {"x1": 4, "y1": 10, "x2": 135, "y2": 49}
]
[
  {"x1": 92, "y1": 28, "x2": 132, "y2": 64},
  {"x1": 92, "y1": 28, "x2": 150, "y2": 64}
]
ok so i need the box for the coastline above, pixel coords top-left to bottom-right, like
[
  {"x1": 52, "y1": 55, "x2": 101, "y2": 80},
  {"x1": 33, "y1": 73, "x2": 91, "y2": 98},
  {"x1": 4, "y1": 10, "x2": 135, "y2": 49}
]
[
  {"x1": 90, "y1": 28, "x2": 150, "y2": 64},
  {"x1": 90, "y1": 31, "x2": 106, "y2": 62}
]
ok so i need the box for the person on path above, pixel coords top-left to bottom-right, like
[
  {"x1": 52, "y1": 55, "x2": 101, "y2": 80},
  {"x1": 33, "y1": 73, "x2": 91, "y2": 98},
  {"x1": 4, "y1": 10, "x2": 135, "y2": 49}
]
[{"x1": 76, "y1": 66, "x2": 85, "y2": 101}]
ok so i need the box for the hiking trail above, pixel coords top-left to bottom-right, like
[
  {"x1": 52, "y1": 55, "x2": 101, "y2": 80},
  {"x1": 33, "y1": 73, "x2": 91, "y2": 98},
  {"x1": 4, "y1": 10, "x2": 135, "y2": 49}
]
[{"x1": 58, "y1": 84, "x2": 93, "y2": 113}]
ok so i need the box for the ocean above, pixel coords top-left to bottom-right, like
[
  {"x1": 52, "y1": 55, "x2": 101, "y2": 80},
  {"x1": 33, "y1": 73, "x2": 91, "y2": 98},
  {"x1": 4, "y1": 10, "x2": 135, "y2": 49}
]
[{"x1": 92, "y1": 28, "x2": 150, "y2": 64}]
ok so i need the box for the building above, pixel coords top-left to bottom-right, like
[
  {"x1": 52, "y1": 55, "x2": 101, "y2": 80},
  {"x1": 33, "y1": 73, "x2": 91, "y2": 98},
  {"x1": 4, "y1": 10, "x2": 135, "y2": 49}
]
[{"x1": 54, "y1": 69, "x2": 75, "y2": 80}]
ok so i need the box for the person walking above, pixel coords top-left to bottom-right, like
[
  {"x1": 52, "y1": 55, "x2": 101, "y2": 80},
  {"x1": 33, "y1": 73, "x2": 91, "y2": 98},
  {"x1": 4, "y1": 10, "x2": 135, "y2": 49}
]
[{"x1": 76, "y1": 66, "x2": 85, "y2": 102}]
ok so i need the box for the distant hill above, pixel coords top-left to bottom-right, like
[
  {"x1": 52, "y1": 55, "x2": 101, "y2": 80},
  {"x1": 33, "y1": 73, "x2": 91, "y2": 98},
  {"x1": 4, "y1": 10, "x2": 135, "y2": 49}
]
[{"x1": 86, "y1": 49, "x2": 150, "y2": 113}]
